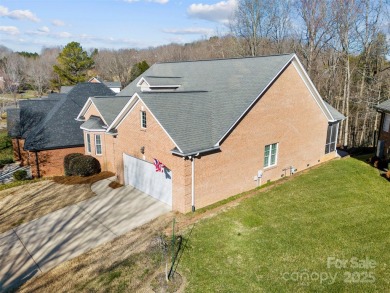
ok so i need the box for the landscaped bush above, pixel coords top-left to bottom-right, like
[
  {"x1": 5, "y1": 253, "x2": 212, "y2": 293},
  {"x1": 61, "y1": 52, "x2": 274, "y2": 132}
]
[
  {"x1": 0, "y1": 158, "x2": 14, "y2": 168},
  {"x1": 0, "y1": 158, "x2": 14, "y2": 165},
  {"x1": 68, "y1": 155, "x2": 101, "y2": 177},
  {"x1": 374, "y1": 158, "x2": 388, "y2": 170},
  {"x1": 64, "y1": 153, "x2": 83, "y2": 176},
  {"x1": 369, "y1": 156, "x2": 388, "y2": 170},
  {"x1": 13, "y1": 169, "x2": 28, "y2": 181}
]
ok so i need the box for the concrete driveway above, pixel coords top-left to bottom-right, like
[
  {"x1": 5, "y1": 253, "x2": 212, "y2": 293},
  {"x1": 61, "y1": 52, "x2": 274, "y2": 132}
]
[{"x1": 0, "y1": 178, "x2": 170, "y2": 291}]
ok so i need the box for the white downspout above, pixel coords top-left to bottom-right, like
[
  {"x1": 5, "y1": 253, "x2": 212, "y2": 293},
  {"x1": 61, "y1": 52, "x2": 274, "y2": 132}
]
[{"x1": 191, "y1": 156, "x2": 195, "y2": 212}]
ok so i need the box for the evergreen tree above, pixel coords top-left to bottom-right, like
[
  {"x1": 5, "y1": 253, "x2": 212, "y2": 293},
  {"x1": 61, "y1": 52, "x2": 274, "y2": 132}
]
[
  {"x1": 52, "y1": 42, "x2": 94, "y2": 88},
  {"x1": 129, "y1": 60, "x2": 149, "y2": 83}
]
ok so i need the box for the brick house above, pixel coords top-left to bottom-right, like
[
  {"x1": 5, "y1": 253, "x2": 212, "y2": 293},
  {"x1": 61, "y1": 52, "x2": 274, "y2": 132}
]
[
  {"x1": 375, "y1": 99, "x2": 390, "y2": 158},
  {"x1": 7, "y1": 83, "x2": 115, "y2": 177},
  {"x1": 77, "y1": 54, "x2": 345, "y2": 213}
]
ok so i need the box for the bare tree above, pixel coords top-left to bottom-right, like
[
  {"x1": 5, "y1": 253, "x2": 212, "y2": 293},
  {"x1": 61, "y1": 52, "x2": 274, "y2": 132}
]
[
  {"x1": 2, "y1": 53, "x2": 27, "y2": 106},
  {"x1": 294, "y1": 0, "x2": 335, "y2": 76},
  {"x1": 27, "y1": 57, "x2": 52, "y2": 97},
  {"x1": 333, "y1": 0, "x2": 361, "y2": 147},
  {"x1": 230, "y1": 0, "x2": 273, "y2": 56},
  {"x1": 268, "y1": 0, "x2": 293, "y2": 53},
  {"x1": 94, "y1": 49, "x2": 138, "y2": 87}
]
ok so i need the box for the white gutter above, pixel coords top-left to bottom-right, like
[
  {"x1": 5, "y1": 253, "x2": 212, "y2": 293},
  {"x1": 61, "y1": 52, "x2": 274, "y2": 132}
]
[{"x1": 171, "y1": 146, "x2": 220, "y2": 157}]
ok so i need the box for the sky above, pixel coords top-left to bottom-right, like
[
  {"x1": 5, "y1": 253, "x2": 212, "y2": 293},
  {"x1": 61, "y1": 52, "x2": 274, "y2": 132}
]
[{"x1": 0, "y1": 0, "x2": 236, "y2": 53}]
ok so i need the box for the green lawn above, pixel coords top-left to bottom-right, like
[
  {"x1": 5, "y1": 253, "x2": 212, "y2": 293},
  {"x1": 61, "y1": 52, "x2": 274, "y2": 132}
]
[
  {"x1": 0, "y1": 130, "x2": 13, "y2": 163},
  {"x1": 179, "y1": 158, "x2": 390, "y2": 292}
]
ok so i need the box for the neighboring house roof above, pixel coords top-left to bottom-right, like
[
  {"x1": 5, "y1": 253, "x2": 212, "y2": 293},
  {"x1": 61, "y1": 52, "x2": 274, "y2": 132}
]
[
  {"x1": 6, "y1": 108, "x2": 20, "y2": 137},
  {"x1": 7, "y1": 99, "x2": 59, "y2": 138},
  {"x1": 323, "y1": 101, "x2": 346, "y2": 121},
  {"x1": 80, "y1": 115, "x2": 106, "y2": 131},
  {"x1": 60, "y1": 86, "x2": 74, "y2": 94},
  {"x1": 375, "y1": 99, "x2": 390, "y2": 113},
  {"x1": 24, "y1": 82, "x2": 115, "y2": 151},
  {"x1": 80, "y1": 54, "x2": 344, "y2": 155},
  {"x1": 103, "y1": 81, "x2": 121, "y2": 89},
  {"x1": 88, "y1": 77, "x2": 121, "y2": 89}
]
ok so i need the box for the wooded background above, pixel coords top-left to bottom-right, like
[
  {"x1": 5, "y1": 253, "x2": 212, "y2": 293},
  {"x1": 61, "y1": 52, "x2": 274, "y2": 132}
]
[{"x1": 1, "y1": 0, "x2": 389, "y2": 148}]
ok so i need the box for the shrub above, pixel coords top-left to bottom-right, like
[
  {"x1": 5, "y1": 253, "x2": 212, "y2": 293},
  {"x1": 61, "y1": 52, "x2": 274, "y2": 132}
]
[
  {"x1": 373, "y1": 158, "x2": 388, "y2": 170},
  {"x1": 369, "y1": 156, "x2": 379, "y2": 165},
  {"x1": 68, "y1": 155, "x2": 101, "y2": 177},
  {"x1": 64, "y1": 153, "x2": 83, "y2": 176},
  {"x1": 13, "y1": 169, "x2": 28, "y2": 181},
  {"x1": 0, "y1": 158, "x2": 14, "y2": 165}
]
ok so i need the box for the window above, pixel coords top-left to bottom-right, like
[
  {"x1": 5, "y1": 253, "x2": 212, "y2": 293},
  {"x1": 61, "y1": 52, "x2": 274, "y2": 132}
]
[
  {"x1": 383, "y1": 114, "x2": 390, "y2": 132},
  {"x1": 86, "y1": 133, "x2": 91, "y2": 153},
  {"x1": 95, "y1": 134, "x2": 102, "y2": 155},
  {"x1": 141, "y1": 111, "x2": 147, "y2": 128},
  {"x1": 325, "y1": 123, "x2": 338, "y2": 154},
  {"x1": 264, "y1": 143, "x2": 278, "y2": 168}
]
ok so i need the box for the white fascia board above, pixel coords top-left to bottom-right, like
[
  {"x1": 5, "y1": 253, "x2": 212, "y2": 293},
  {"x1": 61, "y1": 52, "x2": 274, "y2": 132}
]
[
  {"x1": 137, "y1": 96, "x2": 183, "y2": 153},
  {"x1": 80, "y1": 127, "x2": 106, "y2": 132},
  {"x1": 215, "y1": 54, "x2": 295, "y2": 147},
  {"x1": 136, "y1": 77, "x2": 149, "y2": 87},
  {"x1": 75, "y1": 97, "x2": 109, "y2": 126},
  {"x1": 89, "y1": 100, "x2": 109, "y2": 126},
  {"x1": 149, "y1": 85, "x2": 181, "y2": 88},
  {"x1": 107, "y1": 93, "x2": 140, "y2": 132},
  {"x1": 76, "y1": 97, "x2": 93, "y2": 121},
  {"x1": 291, "y1": 57, "x2": 335, "y2": 122}
]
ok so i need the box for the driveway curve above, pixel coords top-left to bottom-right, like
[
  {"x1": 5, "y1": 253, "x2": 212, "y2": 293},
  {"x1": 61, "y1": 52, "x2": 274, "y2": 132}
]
[{"x1": 0, "y1": 178, "x2": 170, "y2": 291}]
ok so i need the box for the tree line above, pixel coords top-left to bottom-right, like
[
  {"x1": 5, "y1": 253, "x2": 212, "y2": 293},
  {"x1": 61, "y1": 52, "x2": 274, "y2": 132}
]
[{"x1": 0, "y1": 0, "x2": 389, "y2": 148}]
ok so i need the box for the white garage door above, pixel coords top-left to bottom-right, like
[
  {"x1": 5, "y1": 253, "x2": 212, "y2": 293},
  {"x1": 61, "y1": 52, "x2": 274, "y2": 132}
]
[{"x1": 123, "y1": 153, "x2": 172, "y2": 206}]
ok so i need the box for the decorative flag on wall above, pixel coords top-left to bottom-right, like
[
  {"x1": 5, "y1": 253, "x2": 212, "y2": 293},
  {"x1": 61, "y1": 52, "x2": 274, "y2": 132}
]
[{"x1": 153, "y1": 158, "x2": 165, "y2": 172}]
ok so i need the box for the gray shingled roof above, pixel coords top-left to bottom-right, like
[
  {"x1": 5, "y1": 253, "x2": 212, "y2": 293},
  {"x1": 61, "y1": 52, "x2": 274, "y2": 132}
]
[
  {"x1": 24, "y1": 83, "x2": 115, "y2": 151},
  {"x1": 112, "y1": 54, "x2": 343, "y2": 154},
  {"x1": 7, "y1": 99, "x2": 59, "y2": 138},
  {"x1": 60, "y1": 86, "x2": 74, "y2": 94},
  {"x1": 376, "y1": 100, "x2": 390, "y2": 113},
  {"x1": 143, "y1": 76, "x2": 182, "y2": 86},
  {"x1": 80, "y1": 115, "x2": 106, "y2": 130},
  {"x1": 119, "y1": 55, "x2": 295, "y2": 154},
  {"x1": 6, "y1": 108, "x2": 20, "y2": 138},
  {"x1": 324, "y1": 101, "x2": 346, "y2": 121},
  {"x1": 104, "y1": 81, "x2": 121, "y2": 88},
  {"x1": 90, "y1": 96, "x2": 130, "y2": 125}
]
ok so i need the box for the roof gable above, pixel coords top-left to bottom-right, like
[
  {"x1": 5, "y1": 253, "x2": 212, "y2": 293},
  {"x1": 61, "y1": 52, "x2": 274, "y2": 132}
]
[
  {"x1": 107, "y1": 54, "x2": 343, "y2": 155},
  {"x1": 376, "y1": 99, "x2": 390, "y2": 113},
  {"x1": 24, "y1": 82, "x2": 115, "y2": 150}
]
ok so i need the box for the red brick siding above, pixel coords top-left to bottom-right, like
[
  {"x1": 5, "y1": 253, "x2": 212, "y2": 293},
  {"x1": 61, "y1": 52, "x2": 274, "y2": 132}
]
[
  {"x1": 192, "y1": 63, "x2": 330, "y2": 211},
  {"x1": 29, "y1": 147, "x2": 85, "y2": 177},
  {"x1": 81, "y1": 63, "x2": 333, "y2": 213}
]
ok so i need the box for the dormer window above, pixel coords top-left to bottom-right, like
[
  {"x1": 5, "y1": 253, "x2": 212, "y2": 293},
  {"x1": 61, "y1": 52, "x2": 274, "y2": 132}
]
[
  {"x1": 141, "y1": 111, "x2": 147, "y2": 128},
  {"x1": 137, "y1": 76, "x2": 181, "y2": 92}
]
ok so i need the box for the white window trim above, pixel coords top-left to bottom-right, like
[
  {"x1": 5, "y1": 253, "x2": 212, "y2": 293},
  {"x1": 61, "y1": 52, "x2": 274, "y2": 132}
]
[
  {"x1": 86, "y1": 133, "x2": 91, "y2": 153},
  {"x1": 140, "y1": 111, "x2": 147, "y2": 129},
  {"x1": 264, "y1": 143, "x2": 278, "y2": 168},
  {"x1": 95, "y1": 134, "x2": 102, "y2": 156}
]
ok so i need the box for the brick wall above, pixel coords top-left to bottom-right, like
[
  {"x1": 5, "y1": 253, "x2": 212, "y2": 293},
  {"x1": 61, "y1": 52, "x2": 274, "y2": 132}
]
[
  {"x1": 11, "y1": 138, "x2": 29, "y2": 165},
  {"x1": 29, "y1": 146, "x2": 85, "y2": 177},
  {"x1": 81, "y1": 63, "x2": 334, "y2": 213},
  {"x1": 190, "y1": 63, "x2": 331, "y2": 211}
]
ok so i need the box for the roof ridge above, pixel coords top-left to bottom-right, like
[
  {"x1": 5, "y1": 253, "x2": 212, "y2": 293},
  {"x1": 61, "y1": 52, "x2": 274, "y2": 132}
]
[{"x1": 156, "y1": 53, "x2": 294, "y2": 64}]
